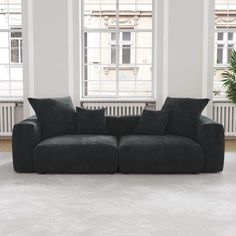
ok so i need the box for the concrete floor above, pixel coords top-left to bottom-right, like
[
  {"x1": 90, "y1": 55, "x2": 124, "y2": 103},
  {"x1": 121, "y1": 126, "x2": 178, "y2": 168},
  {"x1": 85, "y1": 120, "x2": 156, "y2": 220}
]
[{"x1": 0, "y1": 141, "x2": 236, "y2": 236}]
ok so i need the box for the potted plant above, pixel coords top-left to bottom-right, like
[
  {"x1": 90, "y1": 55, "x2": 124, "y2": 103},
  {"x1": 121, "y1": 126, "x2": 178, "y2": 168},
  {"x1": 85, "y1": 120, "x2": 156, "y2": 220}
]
[{"x1": 222, "y1": 50, "x2": 236, "y2": 103}]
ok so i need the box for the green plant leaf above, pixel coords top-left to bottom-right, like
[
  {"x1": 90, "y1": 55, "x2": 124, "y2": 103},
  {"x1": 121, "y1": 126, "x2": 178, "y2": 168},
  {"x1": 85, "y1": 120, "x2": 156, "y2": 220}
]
[{"x1": 221, "y1": 49, "x2": 236, "y2": 103}]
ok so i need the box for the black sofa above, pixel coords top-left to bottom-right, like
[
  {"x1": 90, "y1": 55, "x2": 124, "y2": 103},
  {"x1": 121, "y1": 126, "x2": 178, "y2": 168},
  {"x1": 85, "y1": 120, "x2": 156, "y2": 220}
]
[{"x1": 12, "y1": 115, "x2": 224, "y2": 174}]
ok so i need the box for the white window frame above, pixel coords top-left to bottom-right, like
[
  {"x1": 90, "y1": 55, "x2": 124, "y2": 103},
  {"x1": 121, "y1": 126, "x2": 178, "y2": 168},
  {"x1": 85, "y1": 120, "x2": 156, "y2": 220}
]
[
  {"x1": 110, "y1": 31, "x2": 133, "y2": 65},
  {"x1": 10, "y1": 28, "x2": 23, "y2": 64},
  {"x1": 215, "y1": 30, "x2": 236, "y2": 67},
  {"x1": 0, "y1": 1, "x2": 23, "y2": 99},
  {"x1": 81, "y1": 0, "x2": 155, "y2": 100}
]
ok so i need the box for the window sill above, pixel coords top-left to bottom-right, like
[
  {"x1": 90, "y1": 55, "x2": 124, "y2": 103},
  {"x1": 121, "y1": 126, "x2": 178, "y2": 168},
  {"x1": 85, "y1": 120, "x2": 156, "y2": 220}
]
[
  {"x1": 0, "y1": 98, "x2": 23, "y2": 103},
  {"x1": 80, "y1": 97, "x2": 156, "y2": 103}
]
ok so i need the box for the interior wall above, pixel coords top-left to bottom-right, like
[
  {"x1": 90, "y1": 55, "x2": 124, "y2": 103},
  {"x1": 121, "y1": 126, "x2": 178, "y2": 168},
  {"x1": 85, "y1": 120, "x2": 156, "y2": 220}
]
[
  {"x1": 168, "y1": 0, "x2": 204, "y2": 97},
  {"x1": 22, "y1": 0, "x2": 214, "y2": 118},
  {"x1": 33, "y1": 0, "x2": 69, "y2": 98}
]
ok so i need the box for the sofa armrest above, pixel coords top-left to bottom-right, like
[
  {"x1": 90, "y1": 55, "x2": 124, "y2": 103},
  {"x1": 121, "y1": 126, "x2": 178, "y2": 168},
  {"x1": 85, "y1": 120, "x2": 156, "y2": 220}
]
[
  {"x1": 196, "y1": 115, "x2": 225, "y2": 172},
  {"x1": 12, "y1": 116, "x2": 41, "y2": 172}
]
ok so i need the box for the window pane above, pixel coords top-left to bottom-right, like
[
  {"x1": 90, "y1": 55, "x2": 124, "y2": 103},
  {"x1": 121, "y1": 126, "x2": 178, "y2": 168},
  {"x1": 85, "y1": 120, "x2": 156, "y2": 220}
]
[
  {"x1": 10, "y1": 89, "x2": 22, "y2": 97},
  {"x1": 86, "y1": 48, "x2": 101, "y2": 64},
  {"x1": 136, "y1": 81, "x2": 152, "y2": 93},
  {"x1": 136, "y1": 65, "x2": 152, "y2": 81},
  {"x1": 100, "y1": 82, "x2": 116, "y2": 92},
  {"x1": 217, "y1": 45, "x2": 223, "y2": 64},
  {"x1": 101, "y1": 66, "x2": 116, "y2": 79},
  {"x1": 11, "y1": 31, "x2": 22, "y2": 38},
  {"x1": 0, "y1": 90, "x2": 10, "y2": 97},
  {"x1": 228, "y1": 32, "x2": 234, "y2": 41},
  {"x1": 0, "y1": 48, "x2": 9, "y2": 63},
  {"x1": 111, "y1": 32, "x2": 116, "y2": 41},
  {"x1": 9, "y1": 4, "x2": 22, "y2": 26},
  {"x1": 119, "y1": 70, "x2": 135, "y2": 81},
  {"x1": 84, "y1": 64, "x2": 101, "y2": 81},
  {"x1": 0, "y1": 65, "x2": 9, "y2": 80},
  {"x1": 0, "y1": 81, "x2": 10, "y2": 89},
  {"x1": 119, "y1": 81, "x2": 135, "y2": 93},
  {"x1": 111, "y1": 45, "x2": 116, "y2": 64},
  {"x1": 136, "y1": 48, "x2": 152, "y2": 64},
  {"x1": 85, "y1": 32, "x2": 100, "y2": 47},
  {"x1": 123, "y1": 32, "x2": 131, "y2": 41},
  {"x1": 11, "y1": 81, "x2": 22, "y2": 89},
  {"x1": 0, "y1": 32, "x2": 9, "y2": 47},
  {"x1": 101, "y1": 32, "x2": 114, "y2": 47},
  {"x1": 11, "y1": 48, "x2": 19, "y2": 63},
  {"x1": 218, "y1": 32, "x2": 224, "y2": 40},
  {"x1": 84, "y1": 2, "x2": 116, "y2": 29},
  {"x1": 122, "y1": 45, "x2": 131, "y2": 64},
  {"x1": 10, "y1": 67, "x2": 22, "y2": 80},
  {"x1": 135, "y1": 32, "x2": 152, "y2": 48},
  {"x1": 228, "y1": 44, "x2": 234, "y2": 63},
  {"x1": 0, "y1": 4, "x2": 8, "y2": 29}
]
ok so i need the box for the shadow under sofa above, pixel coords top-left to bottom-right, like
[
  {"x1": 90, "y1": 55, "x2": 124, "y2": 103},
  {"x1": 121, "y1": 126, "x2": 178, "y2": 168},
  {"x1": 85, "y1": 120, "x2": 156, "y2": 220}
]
[{"x1": 12, "y1": 115, "x2": 225, "y2": 174}]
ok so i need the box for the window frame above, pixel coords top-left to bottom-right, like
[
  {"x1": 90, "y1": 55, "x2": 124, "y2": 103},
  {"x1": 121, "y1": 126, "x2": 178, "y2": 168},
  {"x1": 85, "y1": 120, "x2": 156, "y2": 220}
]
[
  {"x1": 215, "y1": 30, "x2": 236, "y2": 67},
  {"x1": 110, "y1": 31, "x2": 133, "y2": 65},
  {"x1": 81, "y1": 0, "x2": 155, "y2": 100},
  {"x1": 10, "y1": 28, "x2": 23, "y2": 64},
  {"x1": 0, "y1": 1, "x2": 23, "y2": 99}
]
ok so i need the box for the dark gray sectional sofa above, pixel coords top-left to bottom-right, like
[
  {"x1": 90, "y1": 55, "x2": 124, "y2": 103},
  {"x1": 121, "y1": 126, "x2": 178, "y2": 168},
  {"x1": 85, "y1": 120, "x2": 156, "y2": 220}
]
[{"x1": 12, "y1": 115, "x2": 224, "y2": 174}]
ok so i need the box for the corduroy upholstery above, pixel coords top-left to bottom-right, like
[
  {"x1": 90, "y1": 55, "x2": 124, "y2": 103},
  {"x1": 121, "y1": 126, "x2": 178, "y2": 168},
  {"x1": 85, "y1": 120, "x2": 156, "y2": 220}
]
[{"x1": 12, "y1": 115, "x2": 224, "y2": 173}]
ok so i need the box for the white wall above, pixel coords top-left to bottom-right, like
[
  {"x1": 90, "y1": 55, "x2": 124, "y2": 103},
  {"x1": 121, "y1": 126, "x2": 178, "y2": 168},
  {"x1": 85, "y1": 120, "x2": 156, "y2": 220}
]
[
  {"x1": 156, "y1": 0, "x2": 214, "y2": 117},
  {"x1": 22, "y1": 0, "x2": 215, "y2": 118}
]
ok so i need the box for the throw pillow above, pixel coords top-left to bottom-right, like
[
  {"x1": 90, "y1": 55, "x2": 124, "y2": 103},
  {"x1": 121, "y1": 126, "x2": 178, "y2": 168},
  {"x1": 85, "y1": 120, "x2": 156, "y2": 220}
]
[
  {"x1": 28, "y1": 96, "x2": 76, "y2": 139},
  {"x1": 76, "y1": 107, "x2": 107, "y2": 134},
  {"x1": 135, "y1": 109, "x2": 169, "y2": 135},
  {"x1": 161, "y1": 97, "x2": 209, "y2": 138}
]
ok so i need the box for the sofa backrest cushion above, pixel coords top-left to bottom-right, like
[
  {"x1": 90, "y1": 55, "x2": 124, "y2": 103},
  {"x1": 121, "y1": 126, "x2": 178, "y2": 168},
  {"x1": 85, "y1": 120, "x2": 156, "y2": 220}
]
[
  {"x1": 134, "y1": 109, "x2": 169, "y2": 135},
  {"x1": 76, "y1": 107, "x2": 107, "y2": 134},
  {"x1": 106, "y1": 116, "x2": 140, "y2": 137}
]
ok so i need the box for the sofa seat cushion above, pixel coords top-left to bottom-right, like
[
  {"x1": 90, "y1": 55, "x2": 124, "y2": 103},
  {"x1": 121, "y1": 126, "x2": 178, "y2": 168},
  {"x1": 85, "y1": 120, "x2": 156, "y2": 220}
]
[
  {"x1": 33, "y1": 135, "x2": 118, "y2": 173},
  {"x1": 119, "y1": 135, "x2": 204, "y2": 173}
]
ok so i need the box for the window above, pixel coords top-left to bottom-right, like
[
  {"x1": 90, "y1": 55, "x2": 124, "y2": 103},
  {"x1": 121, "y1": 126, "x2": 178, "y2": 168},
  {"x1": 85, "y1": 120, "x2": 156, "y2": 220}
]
[
  {"x1": 214, "y1": 0, "x2": 236, "y2": 98},
  {"x1": 82, "y1": 0, "x2": 153, "y2": 98},
  {"x1": 215, "y1": 31, "x2": 236, "y2": 65},
  {"x1": 111, "y1": 32, "x2": 132, "y2": 64},
  {"x1": 0, "y1": 0, "x2": 23, "y2": 99},
  {"x1": 11, "y1": 29, "x2": 22, "y2": 64}
]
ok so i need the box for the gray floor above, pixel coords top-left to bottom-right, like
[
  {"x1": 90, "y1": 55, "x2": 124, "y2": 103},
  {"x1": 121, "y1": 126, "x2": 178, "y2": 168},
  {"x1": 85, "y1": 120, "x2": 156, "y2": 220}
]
[{"x1": 0, "y1": 151, "x2": 236, "y2": 236}]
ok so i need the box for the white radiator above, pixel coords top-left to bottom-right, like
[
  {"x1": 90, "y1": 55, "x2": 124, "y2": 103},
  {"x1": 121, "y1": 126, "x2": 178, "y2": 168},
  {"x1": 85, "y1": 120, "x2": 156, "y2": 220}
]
[
  {"x1": 82, "y1": 102, "x2": 155, "y2": 116},
  {"x1": 0, "y1": 103, "x2": 16, "y2": 137},
  {"x1": 213, "y1": 101, "x2": 236, "y2": 137}
]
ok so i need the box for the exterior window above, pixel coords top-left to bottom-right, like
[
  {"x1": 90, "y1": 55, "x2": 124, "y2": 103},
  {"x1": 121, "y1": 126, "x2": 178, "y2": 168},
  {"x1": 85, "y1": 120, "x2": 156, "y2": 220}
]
[
  {"x1": 82, "y1": 0, "x2": 153, "y2": 98},
  {"x1": 0, "y1": 0, "x2": 23, "y2": 99},
  {"x1": 215, "y1": 31, "x2": 236, "y2": 66},
  {"x1": 111, "y1": 32, "x2": 132, "y2": 64},
  {"x1": 11, "y1": 30, "x2": 22, "y2": 64},
  {"x1": 217, "y1": 43, "x2": 223, "y2": 64}
]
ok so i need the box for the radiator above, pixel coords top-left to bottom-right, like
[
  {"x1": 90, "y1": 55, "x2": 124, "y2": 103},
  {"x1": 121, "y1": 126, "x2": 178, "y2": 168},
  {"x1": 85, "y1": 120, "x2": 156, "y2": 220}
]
[
  {"x1": 213, "y1": 101, "x2": 236, "y2": 137},
  {"x1": 0, "y1": 103, "x2": 16, "y2": 137},
  {"x1": 82, "y1": 102, "x2": 155, "y2": 116}
]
